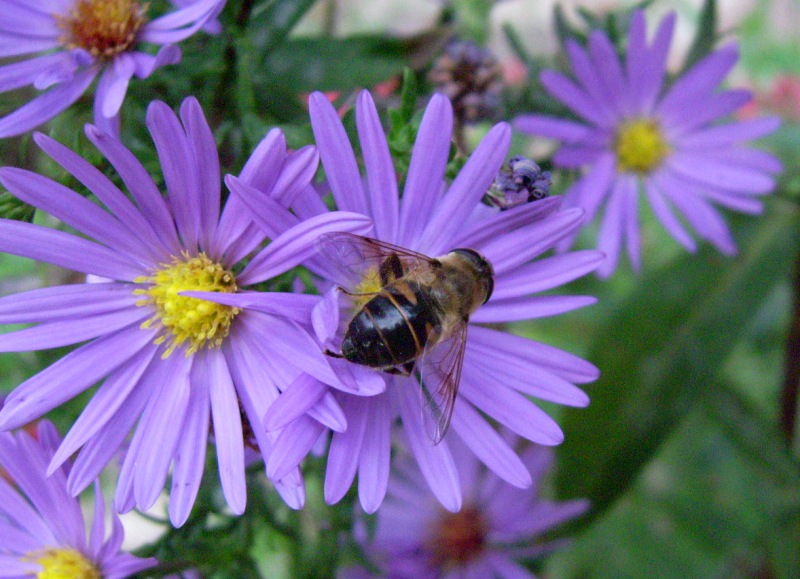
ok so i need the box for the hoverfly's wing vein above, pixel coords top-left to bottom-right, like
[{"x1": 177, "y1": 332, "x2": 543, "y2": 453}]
[
  {"x1": 418, "y1": 323, "x2": 467, "y2": 444},
  {"x1": 316, "y1": 232, "x2": 435, "y2": 292}
]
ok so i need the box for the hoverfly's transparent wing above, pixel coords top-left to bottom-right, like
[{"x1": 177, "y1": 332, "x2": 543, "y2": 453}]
[
  {"x1": 417, "y1": 323, "x2": 468, "y2": 445},
  {"x1": 316, "y1": 232, "x2": 436, "y2": 292}
]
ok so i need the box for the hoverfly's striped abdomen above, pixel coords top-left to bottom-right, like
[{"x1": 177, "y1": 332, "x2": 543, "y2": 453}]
[{"x1": 341, "y1": 282, "x2": 438, "y2": 369}]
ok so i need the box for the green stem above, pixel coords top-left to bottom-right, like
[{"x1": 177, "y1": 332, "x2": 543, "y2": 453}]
[
  {"x1": 323, "y1": 0, "x2": 337, "y2": 36},
  {"x1": 236, "y1": 0, "x2": 256, "y2": 27},
  {"x1": 780, "y1": 250, "x2": 800, "y2": 448}
]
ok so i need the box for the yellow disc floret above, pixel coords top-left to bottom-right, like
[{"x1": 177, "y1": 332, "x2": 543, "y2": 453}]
[
  {"x1": 615, "y1": 118, "x2": 670, "y2": 174},
  {"x1": 134, "y1": 252, "x2": 239, "y2": 358},
  {"x1": 56, "y1": 0, "x2": 148, "y2": 59},
  {"x1": 26, "y1": 547, "x2": 101, "y2": 579}
]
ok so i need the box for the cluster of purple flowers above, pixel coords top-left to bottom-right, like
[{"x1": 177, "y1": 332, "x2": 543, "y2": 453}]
[{"x1": 0, "y1": 2, "x2": 781, "y2": 576}]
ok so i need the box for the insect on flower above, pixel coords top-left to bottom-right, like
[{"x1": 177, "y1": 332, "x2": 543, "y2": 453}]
[{"x1": 320, "y1": 233, "x2": 494, "y2": 444}]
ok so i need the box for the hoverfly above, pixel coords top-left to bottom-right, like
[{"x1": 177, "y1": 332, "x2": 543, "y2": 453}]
[{"x1": 319, "y1": 233, "x2": 494, "y2": 443}]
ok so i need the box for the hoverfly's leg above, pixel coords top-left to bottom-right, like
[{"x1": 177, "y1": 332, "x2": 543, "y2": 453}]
[
  {"x1": 384, "y1": 362, "x2": 415, "y2": 377},
  {"x1": 379, "y1": 253, "x2": 405, "y2": 285},
  {"x1": 324, "y1": 349, "x2": 344, "y2": 358},
  {"x1": 338, "y1": 287, "x2": 375, "y2": 299}
]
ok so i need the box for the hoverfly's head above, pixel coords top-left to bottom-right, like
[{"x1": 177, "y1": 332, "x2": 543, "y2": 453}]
[{"x1": 450, "y1": 248, "x2": 494, "y2": 304}]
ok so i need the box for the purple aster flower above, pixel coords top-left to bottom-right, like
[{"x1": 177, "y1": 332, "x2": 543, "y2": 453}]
[
  {"x1": 0, "y1": 420, "x2": 156, "y2": 578},
  {"x1": 0, "y1": 96, "x2": 372, "y2": 525},
  {"x1": 346, "y1": 436, "x2": 589, "y2": 578},
  {"x1": 0, "y1": 0, "x2": 226, "y2": 138},
  {"x1": 514, "y1": 10, "x2": 782, "y2": 277},
  {"x1": 224, "y1": 90, "x2": 603, "y2": 514}
]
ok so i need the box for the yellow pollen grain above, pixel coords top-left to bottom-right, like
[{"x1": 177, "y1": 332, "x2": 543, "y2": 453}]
[
  {"x1": 615, "y1": 118, "x2": 670, "y2": 174},
  {"x1": 135, "y1": 252, "x2": 239, "y2": 358},
  {"x1": 56, "y1": 0, "x2": 148, "y2": 59},
  {"x1": 350, "y1": 265, "x2": 384, "y2": 310},
  {"x1": 24, "y1": 547, "x2": 101, "y2": 579}
]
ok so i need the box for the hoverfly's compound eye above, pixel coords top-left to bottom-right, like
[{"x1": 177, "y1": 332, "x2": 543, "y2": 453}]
[{"x1": 450, "y1": 248, "x2": 494, "y2": 303}]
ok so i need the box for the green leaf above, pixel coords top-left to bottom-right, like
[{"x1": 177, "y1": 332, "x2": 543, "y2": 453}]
[
  {"x1": 0, "y1": 191, "x2": 34, "y2": 222},
  {"x1": 683, "y1": 0, "x2": 718, "y2": 72},
  {"x1": 702, "y1": 384, "x2": 800, "y2": 492},
  {"x1": 553, "y1": 4, "x2": 584, "y2": 52},
  {"x1": 501, "y1": 23, "x2": 531, "y2": 68},
  {"x1": 556, "y1": 201, "x2": 800, "y2": 520},
  {"x1": 548, "y1": 389, "x2": 800, "y2": 578},
  {"x1": 398, "y1": 68, "x2": 418, "y2": 128},
  {"x1": 261, "y1": 36, "x2": 407, "y2": 94},
  {"x1": 248, "y1": 0, "x2": 319, "y2": 55},
  {"x1": 449, "y1": 0, "x2": 495, "y2": 44}
]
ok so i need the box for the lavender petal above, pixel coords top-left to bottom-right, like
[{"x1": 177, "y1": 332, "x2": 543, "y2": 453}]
[
  {"x1": 357, "y1": 90, "x2": 399, "y2": 242},
  {"x1": 0, "y1": 306, "x2": 146, "y2": 353},
  {"x1": 85, "y1": 126, "x2": 182, "y2": 255},
  {"x1": 398, "y1": 94, "x2": 453, "y2": 246},
  {"x1": 206, "y1": 350, "x2": 246, "y2": 516},
  {"x1": 33, "y1": 133, "x2": 169, "y2": 262},
  {"x1": 181, "y1": 97, "x2": 221, "y2": 250},
  {"x1": 459, "y1": 371, "x2": 564, "y2": 446},
  {"x1": 0, "y1": 282, "x2": 138, "y2": 324},
  {"x1": 479, "y1": 208, "x2": 585, "y2": 275},
  {"x1": 325, "y1": 396, "x2": 369, "y2": 505},
  {"x1": 472, "y1": 295, "x2": 598, "y2": 323},
  {"x1": 309, "y1": 92, "x2": 370, "y2": 214},
  {"x1": 540, "y1": 70, "x2": 609, "y2": 128},
  {"x1": 419, "y1": 122, "x2": 511, "y2": 255},
  {"x1": 48, "y1": 346, "x2": 157, "y2": 474},
  {"x1": 451, "y1": 399, "x2": 531, "y2": 489},
  {"x1": 131, "y1": 355, "x2": 192, "y2": 511},
  {"x1": 0, "y1": 68, "x2": 96, "y2": 138},
  {"x1": 239, "y1": 211, "x2": 372, "y2": 285},
  {"x1": 307, "y1": 392, "x2": 347, "y2": 433},
  {"x1": 393, "y1": 384, "x2": 462, "y2": 512},
  {"x1": 146, "y1": 100, "x2": 202, "y2": 250},
  {"x1": 263, "y1": 373, "x2": 327, "y2": 432},
  {"x1": 490, "y1": 250, "x2": 605, "y2": 300},
  {"x1": 357, "y1": 391, "x2": 391, "y2": 513},
  {"x1": 470, "y1": 325, "x2": 598, "y2": 383},
  {"x1": 0, "y1": 325, "x2": 153, "y2": 431},
  {"x1": 267, "y1": 415, "x2": 325, "y2": 480}
]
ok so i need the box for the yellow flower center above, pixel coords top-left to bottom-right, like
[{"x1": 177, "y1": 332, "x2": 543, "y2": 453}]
[
  {"x1": 56, "y1": 0, "x2": 148, "y2": 59},
  {"x1": 134, "y1": 252, "x2": 239, "y2": 358},
  {"x1": 26, "y1": 548, "x2": 101, "y2": 579},
  {"x1": 430, "y1": 505, "x2": 487, "y2": 568},
  {"x1": 614, "y1": 118, "x2": 670, "y2": 174}
]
